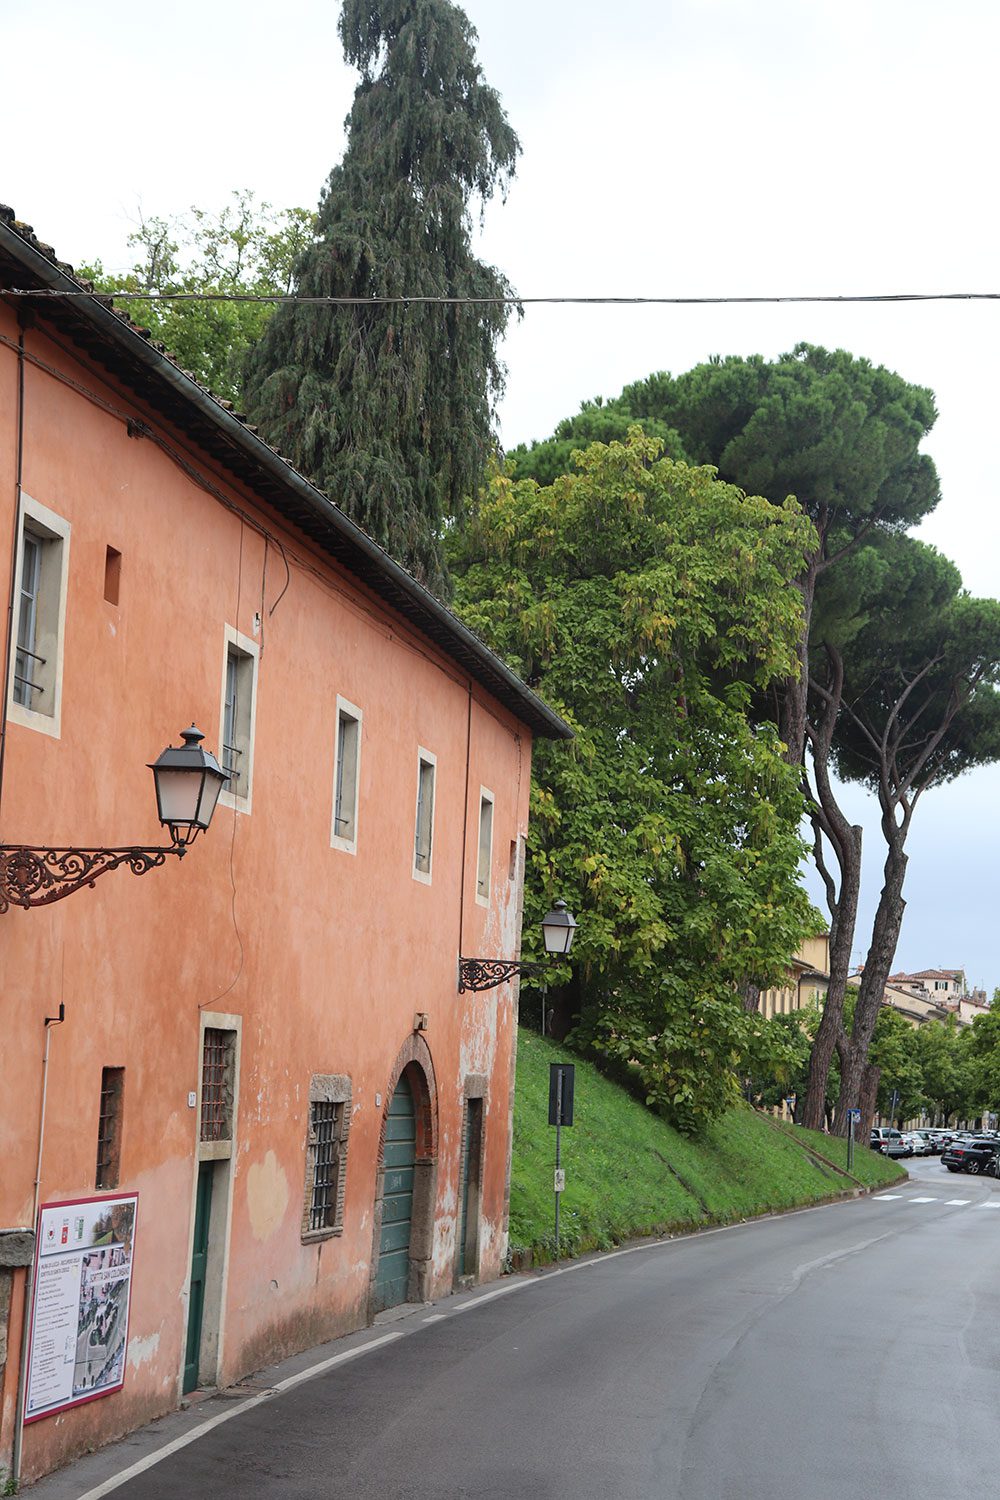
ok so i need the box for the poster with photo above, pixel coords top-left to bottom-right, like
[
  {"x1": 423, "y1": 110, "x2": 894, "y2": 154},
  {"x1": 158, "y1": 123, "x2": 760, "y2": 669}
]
[{"x1": 24, "y1": 1193, "x2": 138, "y2": 1423}]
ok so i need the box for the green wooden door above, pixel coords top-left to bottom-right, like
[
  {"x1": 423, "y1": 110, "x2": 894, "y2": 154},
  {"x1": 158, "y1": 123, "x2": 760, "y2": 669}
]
[
  {"x1": 183, "y1": 1162, "x2": 213, "y2": 1393},
  {"x1": 374, "y1": 1075, "x2": 416, "y2": 1312}
]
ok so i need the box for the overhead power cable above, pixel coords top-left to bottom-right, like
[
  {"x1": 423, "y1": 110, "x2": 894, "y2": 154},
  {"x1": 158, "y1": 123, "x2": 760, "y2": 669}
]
[{"x1": 5, "y1": 288, "x2": 1000, "y2": 307}]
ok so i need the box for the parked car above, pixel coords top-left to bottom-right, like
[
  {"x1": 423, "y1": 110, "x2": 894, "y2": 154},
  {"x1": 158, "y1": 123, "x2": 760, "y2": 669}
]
[
  {"x1": 902, "y1": 1132, "x2": 932, "y2": 1156},
  {"x1": 870, "y1": 1129, "x2": 910, "y2": 1157},
  {"x1": 941, "y1": 1137, "x2": 1000, "y2": 1174}
]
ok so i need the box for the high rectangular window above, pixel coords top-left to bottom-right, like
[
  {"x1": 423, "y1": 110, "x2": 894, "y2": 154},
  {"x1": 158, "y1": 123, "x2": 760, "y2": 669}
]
[
  {"x1": 95, "y1": 1067, "x2": 125, "y2": 1190},
  {"x1": 8, "y1": 497, "x2": 71, "y2": 737},
  {"x1": 219, "y1": 628, "x2": 258, "y2": 811},
  {"x1": 476, "y1": 790, "x2": 494, "y2": 904},
  {"x1": 413, "y1": 749, "x2": 437, "y2": 881},
  {"x1": 302, "y1": 1075, "x2": 352, "y2": 1242},
  {"x1": 331, "y1": 700, "x2": 362, "y2": 852},
  {"x1": 200, "y1": 1028, "x2": 236, "y2": 1142}
]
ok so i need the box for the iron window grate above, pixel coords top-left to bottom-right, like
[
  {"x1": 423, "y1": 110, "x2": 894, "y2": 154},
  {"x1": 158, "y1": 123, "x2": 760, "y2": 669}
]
[
  {"x1": 96, "y1": 1067, "x2": 124, "y2": 1189},
  {"x1": 309, "y1": 1101, "x2": 341, "y2": 1231},
  {"x1": 201, "y1": 1028, "x2": 233, "y2": 1141}
]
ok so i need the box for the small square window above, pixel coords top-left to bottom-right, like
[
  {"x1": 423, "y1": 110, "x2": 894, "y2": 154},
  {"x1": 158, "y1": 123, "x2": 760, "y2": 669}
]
[
  {"x1": 332, "y1": 700, "x2": 362, "y2": 852},
  {"x1": 219, "y1": 629, "x2": 258, "y2": 811},
  {"x1": 8, "y1": 497, "x2": 71, "y2": 738},
  {"x1": 413, "y1": 749, "x2": 437, "y2": 882},
  {"x1": 476, "y1": 790, "x2": 494, "y2": 904}
]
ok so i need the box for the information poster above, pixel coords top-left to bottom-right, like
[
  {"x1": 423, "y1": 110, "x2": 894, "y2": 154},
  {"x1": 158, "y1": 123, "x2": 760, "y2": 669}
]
[{"x1": 24, "y1": 1193, "x2": 138, "y2": 1423}]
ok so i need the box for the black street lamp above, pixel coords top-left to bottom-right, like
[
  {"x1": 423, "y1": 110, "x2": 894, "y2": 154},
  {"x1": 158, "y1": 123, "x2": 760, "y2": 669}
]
[
  {"x1": 458, "y1": 899, "x2": 577, "y2": 993},
  {"x1": 0, "y1": 725, "x2": 227, "y2": 913}
]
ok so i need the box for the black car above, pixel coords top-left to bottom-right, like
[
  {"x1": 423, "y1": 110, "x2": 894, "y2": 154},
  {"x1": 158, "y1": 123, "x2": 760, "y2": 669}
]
[{"x1": 941, "y1": 1137, "x2": 1000, "y2": 1175}]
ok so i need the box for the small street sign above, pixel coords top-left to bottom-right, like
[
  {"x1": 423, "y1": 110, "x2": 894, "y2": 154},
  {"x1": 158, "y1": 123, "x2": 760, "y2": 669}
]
[
  {"x1": 554, "y1": 1169, "x2": 565, "y2": 1193},
  {"x1": 848, "y1": 1109, "x2": 861, "y2": 1122},
  {"x1": 548, "y1": 1063, "x2": 575, "y2": 1126}
]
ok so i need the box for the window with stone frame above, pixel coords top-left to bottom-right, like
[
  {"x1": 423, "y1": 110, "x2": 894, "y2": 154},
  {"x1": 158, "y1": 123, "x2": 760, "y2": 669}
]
[{"x1": 302, "y1": 1075, "x2": 352, "y2": 1241}]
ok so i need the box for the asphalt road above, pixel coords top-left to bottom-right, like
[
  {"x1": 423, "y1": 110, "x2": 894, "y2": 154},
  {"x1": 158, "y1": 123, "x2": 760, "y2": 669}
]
[{"x1": 39, "y1": 1156, "x2": 1000, "y2": 1500}]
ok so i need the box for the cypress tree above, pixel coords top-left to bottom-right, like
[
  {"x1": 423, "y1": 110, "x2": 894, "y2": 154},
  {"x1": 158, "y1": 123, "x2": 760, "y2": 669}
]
[{"x1": 243, "y1": 0, "x2": 520, "y2": 595}]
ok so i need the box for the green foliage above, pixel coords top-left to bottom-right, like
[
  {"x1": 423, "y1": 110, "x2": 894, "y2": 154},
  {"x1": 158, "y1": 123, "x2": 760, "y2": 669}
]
[
  {"x1": 451, "y1": 429, "x2": 818, "y2": 1131},
  {"x1": 508, "y1": 1030, "x2": 904, "y2": 1262},
  {"x1": 512, "y1": 344, "x2": 941, "y2": 546},
  {"x1": 81, "y1": 192, "x2": 315, "y2": 405},
  {"x1": 244, "y1": 0, "x2": 519, "y2": 595}
]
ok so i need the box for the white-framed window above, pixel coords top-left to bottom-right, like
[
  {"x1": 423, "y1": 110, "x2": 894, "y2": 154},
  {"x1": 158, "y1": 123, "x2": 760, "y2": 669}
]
[
  {"x1": 412, "y1": 747, "x2": 437, "y2": 883},
  {"x1": 476, "y1": 788, "x2": 494, "y2": 905},
  {"x1": 218, "y1": 626, "x2": 259, "y2": 813},
  {"x1": 7, "y1": 495, "x2": 71, "y2": 739},
  {"x1": 331, "y1": 698, "x2": 362, "y2": 853}
]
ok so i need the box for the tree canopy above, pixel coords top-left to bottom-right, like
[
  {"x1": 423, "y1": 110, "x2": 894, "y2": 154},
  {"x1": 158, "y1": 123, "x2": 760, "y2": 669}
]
[
  {"x1": 81, "y1": 192, "x2": 314, "y2": 405},
  {"x1": 243, "y1": 0, "x2": 520, "y2": 595},
  {"x1": 450, "y1": 430, "x2": 818, "y2": 1131}
]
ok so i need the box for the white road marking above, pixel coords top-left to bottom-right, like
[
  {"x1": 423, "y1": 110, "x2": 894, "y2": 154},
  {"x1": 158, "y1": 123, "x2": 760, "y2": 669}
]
[
  {"x1": 72, "y1": 1332, "x2": 403, "y2": 1500},
  {"x1": 976, "y1": 1200, "x2": 1000, "y2": 1208},
  {"x1": 876, "y1": 1194, "x2": 904, "y2": 1200},
  {"x1": 422, "y1": 1314, "x2": 446, "y2": 1323},
  {"x1": 945, "y1": 1199, "x2": 972, "y2": 1205},
  {"x1": 909, "y1": 1196, "x2": 939, "y2": 1203}
]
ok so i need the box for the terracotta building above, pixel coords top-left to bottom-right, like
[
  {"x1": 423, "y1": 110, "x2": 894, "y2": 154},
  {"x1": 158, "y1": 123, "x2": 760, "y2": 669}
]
[{"x1": 0, "y1": 207, "x2": 569, "y2": 1482}]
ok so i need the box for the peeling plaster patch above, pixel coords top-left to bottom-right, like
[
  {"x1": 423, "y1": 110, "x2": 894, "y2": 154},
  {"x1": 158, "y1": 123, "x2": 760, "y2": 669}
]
[
  {"x1": 127, "y1": 1331, "x2": 160, "y2": 1369},
  {"x1": 246, "y1": 1149, "x2": 290, "y2": 1241}
]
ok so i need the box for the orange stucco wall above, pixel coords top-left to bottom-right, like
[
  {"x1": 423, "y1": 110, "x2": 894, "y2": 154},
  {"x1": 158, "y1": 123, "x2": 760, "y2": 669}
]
[{"x1": 0, "y1": 303, "x2": 533, "y2": 1480}]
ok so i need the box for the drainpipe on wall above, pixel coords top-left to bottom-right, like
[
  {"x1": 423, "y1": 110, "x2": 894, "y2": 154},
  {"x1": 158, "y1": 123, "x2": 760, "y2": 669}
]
[{"x1": 11, "y1": 1003, "x2": 64, "y2": 1488}]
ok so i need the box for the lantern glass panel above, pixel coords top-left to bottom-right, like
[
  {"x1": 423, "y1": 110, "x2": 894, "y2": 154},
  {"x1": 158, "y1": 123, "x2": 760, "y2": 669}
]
[{"x1": 154, "y1": 767, "x2": 203, "y2": 827}]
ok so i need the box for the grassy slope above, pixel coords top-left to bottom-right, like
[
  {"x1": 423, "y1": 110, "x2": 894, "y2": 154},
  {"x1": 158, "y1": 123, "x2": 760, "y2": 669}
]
[{"x1": 508, "y1": 1030, "x2": 907, "y2": 1261}]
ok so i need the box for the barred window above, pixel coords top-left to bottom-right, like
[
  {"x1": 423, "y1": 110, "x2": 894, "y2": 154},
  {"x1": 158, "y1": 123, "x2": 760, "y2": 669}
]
[
  {"x1": 201, "y1": 1028, "x2": 236, "y2": 1142},
  {"x1": 309, "y1": 1102, "x2": 341, "y2": 1231},
  {"x1": 302, "y1": 1075, "x2": 351, "y2": 1241},
  {"x1": 95, "y1": 1067, "x2": 125, "y2": 1190}
]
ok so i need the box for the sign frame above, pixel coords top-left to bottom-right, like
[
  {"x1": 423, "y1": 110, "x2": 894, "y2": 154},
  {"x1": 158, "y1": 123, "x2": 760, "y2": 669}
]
[{"x1": 23, "y1": 1191, "x2": 139, "y2": 1425}]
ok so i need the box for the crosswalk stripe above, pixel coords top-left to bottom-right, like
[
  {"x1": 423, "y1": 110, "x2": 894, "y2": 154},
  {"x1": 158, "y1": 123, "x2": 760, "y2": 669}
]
[
  {"x1": 945, "y1": 1199, "x2": 971, "y2": 1205},
  {"x1": 976, "y1": 1201, "x2": 1000, "y2": 1209},
  {"x1": 876, "y1": 1194, "x2": 903, "y2": 1200},
  {"x1": 909, "y1": 1196, "x2": 939, "y2": 1203}
]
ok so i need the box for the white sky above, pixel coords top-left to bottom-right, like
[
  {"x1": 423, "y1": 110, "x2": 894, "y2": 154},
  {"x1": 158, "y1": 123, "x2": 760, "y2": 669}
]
[{"x1": 3, "y1": 0, "x2": 998, "y2": 989}]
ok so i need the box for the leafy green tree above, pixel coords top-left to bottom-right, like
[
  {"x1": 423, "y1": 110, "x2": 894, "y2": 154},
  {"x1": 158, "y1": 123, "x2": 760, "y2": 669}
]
[
  {"x1": 867, "y1": 1005, "x2": 925, "y2": 1124},
  {"x1": 510, "y1": 347, "x2": 942, "y2": 1130},
  {"x1": 450, "y1": 430, "x2": 817, "y2": 1132},
  {"x1": 967, "y1": 1008, "x2": 1000, "y2": 1118},
  {"x1": 81, "y1": 192, "x2": 314, "y2": 405},
  {"x1": 915, "y1": 1019, "x2": 975, "y2": 1124},
  {"x1": 244, "y1": 0, "x2": 520, "y2": 595}
]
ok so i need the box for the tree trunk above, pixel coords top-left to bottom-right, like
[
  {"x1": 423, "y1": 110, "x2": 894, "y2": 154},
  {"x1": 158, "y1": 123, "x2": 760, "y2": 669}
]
[
  {"x1": 800, "y1": 821, "x2": 861, "y2": 1129},
  {"x1": 834, "y1": 842, "x2": 908, "y2": 1134},
  {"x1": 739, "y1": 979, "x2": 761, "y2": 1014},
  {"x1": 858, "y1": 1062, "x2": 881, "y2": 1140},
  {"x1": 778, "y1": 564, "x2": 818, "y2": 768}
]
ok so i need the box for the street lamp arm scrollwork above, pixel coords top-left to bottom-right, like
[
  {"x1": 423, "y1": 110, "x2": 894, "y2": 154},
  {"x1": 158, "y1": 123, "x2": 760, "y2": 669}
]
[
  {"x1": 0, "y1": 725, "x2": 227, "y2": 914},
  {"x1": 459, "y1": 900, "x2": 577, "y2": 994},
  {"x1": 0, "y1": 843, "x2": 184, "y2": 914}
]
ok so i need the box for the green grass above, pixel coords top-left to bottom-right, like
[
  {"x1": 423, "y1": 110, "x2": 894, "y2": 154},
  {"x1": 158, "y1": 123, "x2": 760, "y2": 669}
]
[{"x1": 508, "y1": 1030, "x2": 907, "y2": 1262}]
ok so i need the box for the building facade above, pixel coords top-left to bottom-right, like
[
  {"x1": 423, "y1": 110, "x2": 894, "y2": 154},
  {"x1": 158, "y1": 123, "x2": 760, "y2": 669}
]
[
  {"x1": 0, "y1": 208, "x2": 569, "y2": 1481},
  {"x1": 759, "y1": 932, "x2": 830, "y2": 1020}
]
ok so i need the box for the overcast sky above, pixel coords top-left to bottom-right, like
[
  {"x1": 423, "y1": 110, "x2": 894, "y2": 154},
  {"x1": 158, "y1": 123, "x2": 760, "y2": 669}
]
[{"x1": 3, "y1": 0, "x2": 998, "y2": 989}]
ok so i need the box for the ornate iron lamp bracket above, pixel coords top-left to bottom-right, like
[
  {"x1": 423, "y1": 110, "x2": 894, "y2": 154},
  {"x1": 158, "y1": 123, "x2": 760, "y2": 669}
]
[
  {"x1": 0, "y1": 843, "x2": 186, "y2": 914},
  {"x1": 458, "y1": 957, "x2": 542, "y2": 994}
]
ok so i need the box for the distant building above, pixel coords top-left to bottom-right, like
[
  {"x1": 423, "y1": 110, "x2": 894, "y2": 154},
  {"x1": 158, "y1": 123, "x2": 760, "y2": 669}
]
[
  {"x1": 869, "y1": 968, "x2": 990, "y2": 1028},
  {"x1": 760, "y1": 933, "x2": 830, "y2": 1019}
]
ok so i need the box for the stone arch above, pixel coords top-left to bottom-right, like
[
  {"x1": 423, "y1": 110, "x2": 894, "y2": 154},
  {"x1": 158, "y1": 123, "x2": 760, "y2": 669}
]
[{"x1": 369, "y1": 1033, "x2": 439, "y2": 1314}]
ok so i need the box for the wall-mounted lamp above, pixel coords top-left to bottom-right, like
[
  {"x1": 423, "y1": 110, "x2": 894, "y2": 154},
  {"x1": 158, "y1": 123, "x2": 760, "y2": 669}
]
[
  {"x1": 458, "y1": 900, "x2": 577, "y2": 993},
  {"x1": 0, "y1": 725, "x2": 227, "y2": 913}
]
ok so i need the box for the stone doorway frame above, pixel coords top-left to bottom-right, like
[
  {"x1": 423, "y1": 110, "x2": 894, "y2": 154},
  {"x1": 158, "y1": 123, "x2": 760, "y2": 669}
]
[{"x1": 369, "y1": 1033, "x2": 438, "y2": 1317}]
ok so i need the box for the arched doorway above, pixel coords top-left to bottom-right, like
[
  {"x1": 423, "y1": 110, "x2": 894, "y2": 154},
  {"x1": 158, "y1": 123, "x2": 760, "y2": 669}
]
[{"x1": 370, "y1": 1036, "x2": 438, "y2": 1315}]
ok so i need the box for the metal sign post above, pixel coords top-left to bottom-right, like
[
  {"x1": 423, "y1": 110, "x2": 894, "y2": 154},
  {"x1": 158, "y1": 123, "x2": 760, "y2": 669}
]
[
  {"x1": 889, "y1": 1088, "x2": 900, "y2": 1126},
  {"x1": 847, "y1": 1108, "x2": 857, "y2": 1172},
  {"x1": 548, "y1": 1063, "x2": 575, "y2": 1256}
]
